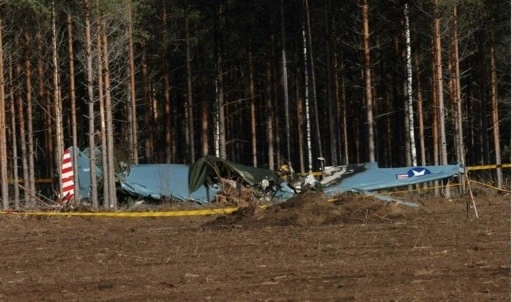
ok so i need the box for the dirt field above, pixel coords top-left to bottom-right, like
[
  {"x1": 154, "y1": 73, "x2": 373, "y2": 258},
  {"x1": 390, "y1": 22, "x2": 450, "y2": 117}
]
[{"x1": 0, "y1": 189, "x2": 510, "y2": 301}]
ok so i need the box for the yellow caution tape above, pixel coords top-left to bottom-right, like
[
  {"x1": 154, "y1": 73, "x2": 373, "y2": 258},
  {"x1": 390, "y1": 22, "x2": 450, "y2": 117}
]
[
  {"x1": 0, "y1": 207, "x2": 240, "y2": 218},
  {"x1": 467, "y1": 164, "x2": 511, "y2": 171}
]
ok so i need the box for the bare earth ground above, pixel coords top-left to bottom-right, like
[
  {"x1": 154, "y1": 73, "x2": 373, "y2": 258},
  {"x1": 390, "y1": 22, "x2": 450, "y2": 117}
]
[{"x1": 0, "y1": 189, "x2": 510, "y2": 301}]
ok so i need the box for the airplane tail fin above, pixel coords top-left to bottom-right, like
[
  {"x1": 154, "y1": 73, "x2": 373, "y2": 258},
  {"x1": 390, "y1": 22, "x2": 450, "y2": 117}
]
[{"x1": 60, "y1": 147, "x2": 75, "y2": 203}]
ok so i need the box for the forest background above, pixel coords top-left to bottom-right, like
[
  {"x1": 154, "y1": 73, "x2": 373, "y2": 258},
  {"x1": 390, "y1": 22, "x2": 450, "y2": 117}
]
[{"x1": 0, "y1": 0, "x2": 509, "y2": 210}]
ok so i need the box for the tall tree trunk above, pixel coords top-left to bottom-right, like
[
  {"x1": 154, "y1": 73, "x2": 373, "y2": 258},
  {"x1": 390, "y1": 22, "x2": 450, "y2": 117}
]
[
  {"x1": 295, "y1": 63, "x2": 305, "y2": 173},
  {"x1": 415, "y1": 54, "x2": 426, "y2": 166},
  {"x1": 361, "y1": 0, "x2": 375, "y2": 162},
  {"x1": 161, "y1": 4, "x2": 173, "y2": 163},
  {"x1": 67, "y1": 12, "x2": 80, "y2": 201},
  {"x1": 96, "y1": 30, "x2": 108, "y2": 208},
  {"x1": 7, "y1": 57, "x2": 19, "y2": 209},
  {"x1": 280, "y1": 0, "x2": 291, "y2": 164},
  {"x1": 0, "y1": 18, "x2": 8, "y2": 210},
  {"x1": 302, "y1": 23, "x2": 313, "y2": 172},
  {"x1": 431, "y1": 42, "x2": 439, "y2": 167},
  {"x1": 489, "y1": 35, "x2": 502, "y2": 188},
  {"x1": 327, "y1": 0, "x2": 338, "y2": 165},
  {"x1": 24, "y1": 26, "x2": 36, "y2": 205},
  {"x1": 433, "y1": 0, "x2": 448, "y2": 197},
  {"x1": 37, "y1": 33, "x2": 52, "y2": 181},
  {"x1": 84, "y1": 0, "x2": 98, "y2": 209},
  {"x1": 404, "y1": 3, "x2": 417, "y2": 166},
  {"x1": 215, "y1": 3, "x2": 226, "y2": 159},
  {"x1": 304, "y1": 0, "x2": 323, "y2": 162},
  {"x1": 52, "y1": 2, "x2": 64, "y2": 201},
  {"x1": 339, "y1": 51, "x2": 349, "y2": 165},
  {"x1": 272, "y1": 29, "x2": 280, "y2": 169},
  {"x1": 266, "y1": 50, "x2": 275, "y2": 170},
  {"x1": 199, "y1": 46, "x2": 209, "y2": 157},
  {"x1": 127, "y1": 3, "x2": 139, "y2": 164},
  {"x1": 16, "y1": 51, "x2": 29, "y2": 207},
  {"x1": 451, "y1": 5, "x2": 465, "y2": 191},
  {"x1": 141, "y1": 42, "x2": 153, "y2": 161},
  {"x1": 248, "y1": 41, "x2": 257, "y2": 167},
  {"x1": 478, "y1": 39, "x2": 490, "y2": 165},
  {"x1": 101, "y1": 19, "x2": 117, "y2": 209},
  {"x1": 433, "y1": 1, "x2": 448, "y2": 167},
  {"x1": 185, "y1": 12, "x2": 195, "y2": 164}
]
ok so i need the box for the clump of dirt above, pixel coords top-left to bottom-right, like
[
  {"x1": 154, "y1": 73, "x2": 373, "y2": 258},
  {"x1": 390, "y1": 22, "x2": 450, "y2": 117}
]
[
  {"x1": 328, "y1": 193, "x2": 420, "y2": 224},
  {"x1": 203, "y1": 191, "x2": 421, "y2": 229}
]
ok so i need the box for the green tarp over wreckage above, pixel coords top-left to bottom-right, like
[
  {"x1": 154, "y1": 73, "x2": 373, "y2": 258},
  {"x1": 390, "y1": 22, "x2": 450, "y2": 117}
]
[{"x1": 188, "y1": 155, "x2": 280, "y2": 193}]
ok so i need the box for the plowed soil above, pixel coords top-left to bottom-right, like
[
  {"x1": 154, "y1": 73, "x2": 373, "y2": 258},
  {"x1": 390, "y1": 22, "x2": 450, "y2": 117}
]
[{"x1": 0, "y1": 189, "x2": 510, "y2": 301}]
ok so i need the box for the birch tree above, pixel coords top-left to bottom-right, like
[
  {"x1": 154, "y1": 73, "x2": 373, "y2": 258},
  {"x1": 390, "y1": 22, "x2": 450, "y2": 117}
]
[
  {"x1": 302, "y1": 22, "x2": 313, "y2": 172},
  {"x1": 304, "y1": 0, "x2": 323, "y2": 164},
  {"x1": 404, "y1": 3, "x2": 417, "y2": 166},
  {"x1": 214, "y1": 2, "x2": 226, "y2": 159}
]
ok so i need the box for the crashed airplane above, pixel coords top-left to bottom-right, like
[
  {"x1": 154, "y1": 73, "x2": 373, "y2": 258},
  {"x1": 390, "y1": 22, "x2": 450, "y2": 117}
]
[{"x1": 61, "y1": 147, "x2": 464, "y2": 206}]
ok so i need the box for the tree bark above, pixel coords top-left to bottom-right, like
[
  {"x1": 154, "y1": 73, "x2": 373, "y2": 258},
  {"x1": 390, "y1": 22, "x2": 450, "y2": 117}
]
[
  {"x1": 37, "y1": 32, "x2": 52, "y2": 182},
  {"x1": 101, "y1": 18, "x2": 117, "y2": 209},
  {"x1": 327, "y1": 0, "x2": 338, "y2": 166},
  {"x1": 248, "y1": 41, "x2": 257, "y2": 167},
  {"x1": 451, "y1": 5, "x2": 465, "y2": 191},
  {"x1": 7, "y1": 56, "x2": 19, "y2": 209},
  {"x1": 215, "y1": 3, "x2": 226, "y2": 159},
  {"x1": 24, "y1": 26, "x2": 36, "y2": 205},
  {"x1": 414, "y1": 54, "x2": 426, "y2": 166},
  {"x1": 266, "y1": 50, "x2": 275, "y2": 170},
  {"x1": 304, "y1": 0, "x2": 323, "y2": 162},
  {"x1": 404, "y1": 3, "x2": 417, "y2": 166},
  {"x1": 52, "y1": 2, "x2": 64, "y2": 201},
  {"x1": 361, "y1": 0, "x2": 375, "y2": 162},
  {"x1": 489, "y1": 35, "x2": 502, "y2": 188},
  {"x1": 127, "y1": 3, "x2": 139, "y2": 164},
  {"x1": 280, "y1": 0, "x2": 291, "y2": 164},
  {"x1": 84, "y1": 0, "x2": 98, "y2": 209},
  {"x1": 141, "y1": 42, "x2": 153, "y2": 161},
  {"x1": 295, "y1": 63, "x2": 305, "y2": 174},
  {"x1": 96, "y1": 29, "x2": 108, "y2": 208},
  {"x1": 15, "y1": 49, "x2": 29, "y2": 207},
  {"x1": 433, "y1": 0, "x2": 448, "y2": 167},
  {"x1": 302, "y1": 23, "x2": 313, "y2": 172},
  {"x1": 185, "y1": 12, "x2": 195, "y2": 164},
  {"x1": 67, "y1": 12, "x2": 80, "y2": 201},
  {"x1": 0, "y1": 18, "x2": 9, "y2": 210},
  {"x1": 199, "y1": 45, "x2": 209, "y2": 157}
]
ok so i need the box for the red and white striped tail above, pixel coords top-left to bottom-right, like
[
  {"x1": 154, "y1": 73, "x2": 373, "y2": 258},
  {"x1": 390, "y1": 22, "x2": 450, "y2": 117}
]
[{"x1": 60, "y1": 147, "x2": 75, "y2": 203}]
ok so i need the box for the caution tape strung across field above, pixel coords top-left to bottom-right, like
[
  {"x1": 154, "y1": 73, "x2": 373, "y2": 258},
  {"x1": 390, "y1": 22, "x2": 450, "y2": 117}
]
[
  {"x1": 0, "y1": 207, "x2": 240, "y2": 218},
  {"x1": 467, "y1": 163, "x2": 511, "y2": 171}
]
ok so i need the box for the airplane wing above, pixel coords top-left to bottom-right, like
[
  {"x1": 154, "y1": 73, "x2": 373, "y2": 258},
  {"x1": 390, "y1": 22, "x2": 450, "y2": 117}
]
[
  {"x1": 322, "y1": 162, "x2": 464, "y2": 196},
  {"x1": 118, "y1": 164, "x2": 221, "y2": 204}
]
